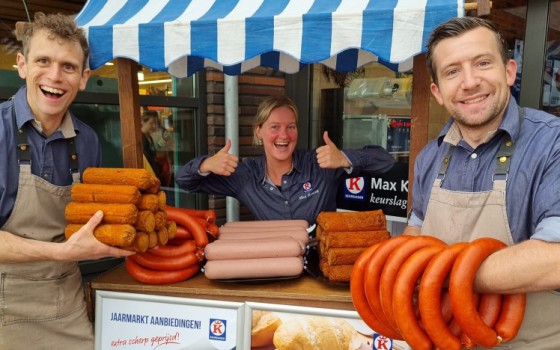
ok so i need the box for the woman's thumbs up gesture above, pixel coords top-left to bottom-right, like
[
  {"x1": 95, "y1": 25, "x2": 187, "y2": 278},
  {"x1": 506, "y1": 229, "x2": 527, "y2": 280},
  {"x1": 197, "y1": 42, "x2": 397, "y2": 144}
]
[{"x1": 316, "y1": 131, "x2": 350, "y2": 169}]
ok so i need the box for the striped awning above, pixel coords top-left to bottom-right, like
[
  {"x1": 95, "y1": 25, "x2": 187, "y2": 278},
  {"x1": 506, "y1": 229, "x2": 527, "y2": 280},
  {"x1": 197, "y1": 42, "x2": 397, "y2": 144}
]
[{"x1": 76, "y1": 0, "x2": 464, "y2": 77}]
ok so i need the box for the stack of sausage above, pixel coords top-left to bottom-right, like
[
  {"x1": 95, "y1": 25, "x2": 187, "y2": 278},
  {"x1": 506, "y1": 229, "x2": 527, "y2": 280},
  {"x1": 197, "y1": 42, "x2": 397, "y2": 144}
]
[
  {"x1": 64, "y1": 167, "x2": 174, "y2": 252},
  {"x1": 350, "y1": 235, "x2": 526, "y2": 350},
  {"x1": 202, "y1": 220, "x2": 310, "y2": 280},
  {"x1": 125, "y1": 206, "x2": 215, "y2": 285},
  {"x1": 315, "y1": 210, "x2": 390, "y2": 283},
  {"x1": 63, "y1": 167, "x2": 212, "y2": 285}
]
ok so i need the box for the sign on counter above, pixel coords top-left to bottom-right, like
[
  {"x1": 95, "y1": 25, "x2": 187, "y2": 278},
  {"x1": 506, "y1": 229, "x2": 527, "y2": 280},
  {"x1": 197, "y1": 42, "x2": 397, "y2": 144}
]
[{"x1": 95, "y1": 291, "x2": 243, "y2": 350}]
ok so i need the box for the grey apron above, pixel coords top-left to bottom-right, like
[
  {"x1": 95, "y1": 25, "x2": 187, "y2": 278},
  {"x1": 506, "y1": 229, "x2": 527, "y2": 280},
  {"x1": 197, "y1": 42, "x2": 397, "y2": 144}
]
[
  {"x1": 0, "y1": 111, "x2": 93, "y2": 349},
  {"x1": 421, "y1": 109, "x2": 560, "y2": 349}
]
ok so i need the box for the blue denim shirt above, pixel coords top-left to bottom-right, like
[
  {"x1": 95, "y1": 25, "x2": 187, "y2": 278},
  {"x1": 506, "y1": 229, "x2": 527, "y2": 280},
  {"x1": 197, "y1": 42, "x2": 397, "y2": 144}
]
[
  {"x1": 409, "y1": 97, "x2": 560, "y2": 243},
  {"x1": 176, "y1": 147, "x2": 395, "y2": 225},
  {"x1": 0, "y1": 86, "x2": 101, "y2": 226}
]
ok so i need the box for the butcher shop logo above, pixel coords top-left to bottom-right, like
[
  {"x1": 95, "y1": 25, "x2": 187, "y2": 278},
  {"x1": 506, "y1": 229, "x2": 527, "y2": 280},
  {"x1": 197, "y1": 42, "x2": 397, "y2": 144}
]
[
  {"x1": 302, "y1": 181, "x2": 313, "y2": 192},
  {"x1": 372, "y1": 334, "x2": 393, "y2": 349},
  {"x1": 208, "y1": 319, "x2": 227, "y2": 341},
  {"x1": 343, "y1": 177, "x2": 365, "y2": 201}
]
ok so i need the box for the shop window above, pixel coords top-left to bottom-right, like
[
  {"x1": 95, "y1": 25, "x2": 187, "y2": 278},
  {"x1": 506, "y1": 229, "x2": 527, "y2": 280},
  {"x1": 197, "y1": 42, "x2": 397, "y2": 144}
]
[{"x1": 312, "y1": 62, "x2": 411, "y2": 231}]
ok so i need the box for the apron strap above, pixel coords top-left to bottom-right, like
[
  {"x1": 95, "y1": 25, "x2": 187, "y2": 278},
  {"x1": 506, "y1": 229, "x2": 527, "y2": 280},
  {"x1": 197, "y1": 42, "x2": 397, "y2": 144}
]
[
  {"x1": 68, "y1": 138, "x2": 80, "y2": 183},
  {"x1": 13, "y1": 109, "x2": 31, "y2": 166},
  {"x1": 435, "y1": 144, "x2": 455, "y2": 187},
  {"x1": 492, "y1": 107, "x2": 524, "y2": 184},
  {"x1": 12, "y1": 103, "x2": 81, "y2": 182}
]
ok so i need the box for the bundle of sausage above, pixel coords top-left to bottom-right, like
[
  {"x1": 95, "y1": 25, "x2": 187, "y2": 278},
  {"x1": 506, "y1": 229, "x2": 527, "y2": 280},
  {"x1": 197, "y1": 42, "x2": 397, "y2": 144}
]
[
  {"x1": 350, "y1": 235, "x2": 526, "y2": 350},
  {"x1": 64, "y1": 167, "x2": 176, "y2": 252},
  {"x1": 125, "y1": 206, "x2": 217, "y2": 284},
  {"x1": 315, "y1": 210, "x2": 390, "y2": 282},
  {"x1": 202, "y1": 220, "x2": 310, "y2": 280}
]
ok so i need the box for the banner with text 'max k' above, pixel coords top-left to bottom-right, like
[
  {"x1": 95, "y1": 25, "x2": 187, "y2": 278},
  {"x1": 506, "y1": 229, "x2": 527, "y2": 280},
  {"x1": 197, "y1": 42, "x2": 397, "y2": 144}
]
[{"x1": 337, "y1": 162, "x2": 408, "y2": 218}]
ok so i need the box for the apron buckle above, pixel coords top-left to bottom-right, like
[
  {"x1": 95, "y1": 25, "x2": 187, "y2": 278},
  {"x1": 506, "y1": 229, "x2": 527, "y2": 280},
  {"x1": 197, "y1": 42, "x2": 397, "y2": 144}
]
[{"x1": 492, "y1": 173, "x2": 508, "y2": 182}]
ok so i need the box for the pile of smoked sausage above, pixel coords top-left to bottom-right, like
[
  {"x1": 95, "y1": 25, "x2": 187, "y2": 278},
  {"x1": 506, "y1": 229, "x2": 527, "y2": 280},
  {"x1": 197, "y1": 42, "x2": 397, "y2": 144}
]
[
  {"x1": 125, "y1": 206, "x2": 217, "y2": 285},
  {"x1": 63, "y1": 167, "x2": 217, "y2": 285},
  {"x1": 351, "y1": 235, "x2": 526, "y2": 350},
  {"x1": 316, "y1": 210, "x2": 390, "y2": 283},
  {"x1": 65, "y1": 167, "x2": 174, "y2": 252},
  {"x1": 202, "y1": 220, "x2": 310, "y2": 280}
]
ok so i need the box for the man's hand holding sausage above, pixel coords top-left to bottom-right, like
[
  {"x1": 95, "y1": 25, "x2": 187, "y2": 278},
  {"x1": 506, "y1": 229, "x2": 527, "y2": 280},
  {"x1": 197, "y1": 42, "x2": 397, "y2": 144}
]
[
  {"x1": 63, "y1": 211, "x2": 134, "y2": 261},
  {"x1": 199, "y1": 139, "x2": 239, "y2": 176},
  {"x1": 316, "y1": 131, "x2": 350, "y2": 169},
  {"x1": 0, "y1": 211, "x2": 133, "y2": 263}
]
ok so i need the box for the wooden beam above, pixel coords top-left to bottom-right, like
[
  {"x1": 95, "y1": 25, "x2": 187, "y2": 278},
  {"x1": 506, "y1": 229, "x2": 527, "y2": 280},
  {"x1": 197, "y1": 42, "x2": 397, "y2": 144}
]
[
  {"x1": 408, "y1": 54, "x2": 431, "y2": 212},
  {"x1": 116, "y1": 58, "x2": 143, "y2": 169},
  {"x1": 464, "y1": 1, "x2": 492, "y2": 13}
]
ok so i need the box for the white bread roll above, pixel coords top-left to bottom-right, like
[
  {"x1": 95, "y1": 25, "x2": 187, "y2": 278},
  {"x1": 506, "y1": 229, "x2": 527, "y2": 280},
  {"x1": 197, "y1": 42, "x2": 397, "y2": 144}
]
[
  {"x1": 251, "y1": 310, "x2": 282, "y2": 347},
  {"x1": 273, "y1": 316, "x2": 360, "y2": 350}
]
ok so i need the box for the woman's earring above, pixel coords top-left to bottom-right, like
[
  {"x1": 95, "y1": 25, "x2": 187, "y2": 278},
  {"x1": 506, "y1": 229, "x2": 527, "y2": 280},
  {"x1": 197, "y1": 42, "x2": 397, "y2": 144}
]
[{"x1": 257, "y1": 138, "x2": 263, "y2": 145}]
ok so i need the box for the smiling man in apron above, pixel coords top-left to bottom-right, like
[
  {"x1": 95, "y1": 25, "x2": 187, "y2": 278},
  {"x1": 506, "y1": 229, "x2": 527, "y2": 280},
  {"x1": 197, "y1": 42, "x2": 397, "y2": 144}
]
[
  {"x1": 405, "y1": 17, "x2": 560, "y2": 348},
  {"x1": 0, "y1": 13, "x2": 132, "y2": 349}
]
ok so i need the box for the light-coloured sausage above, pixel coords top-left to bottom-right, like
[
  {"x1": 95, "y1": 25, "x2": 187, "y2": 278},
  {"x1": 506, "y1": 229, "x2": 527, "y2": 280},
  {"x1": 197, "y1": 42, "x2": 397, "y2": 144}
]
[
  {"x1": 204, "y1": 236, "x2": 305, "y2": 260},
  {"x1": 203, "y1": 256, "x2": 304, "y2": 280},
  {"x1": 218, "y1": 228, "x2": 310, "y2": 245},
  {"x1": 222, "y1": 219, "x2": 309, "y2": 229},
  {"x1": 219, "y1": 225, "x2": 306, "y2": 234}
]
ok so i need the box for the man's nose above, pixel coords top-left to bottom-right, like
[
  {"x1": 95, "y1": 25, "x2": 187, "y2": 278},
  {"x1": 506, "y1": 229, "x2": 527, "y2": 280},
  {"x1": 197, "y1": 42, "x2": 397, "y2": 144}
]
[
  {"x1": 47, "y1": 64, "x2": 63, "y2": 81},
  {"x1": 461, "y1": 67, "x2": 480, "y2": 89}
]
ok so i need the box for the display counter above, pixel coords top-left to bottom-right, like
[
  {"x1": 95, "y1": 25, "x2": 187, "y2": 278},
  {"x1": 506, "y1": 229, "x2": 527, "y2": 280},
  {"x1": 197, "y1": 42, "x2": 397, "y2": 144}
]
[
  {"x1": 89, "y1": 264, "x2": 409, "y2": 350},
  {"x1": 90, "y1": 264, "x2": 354, "y2": 311}
]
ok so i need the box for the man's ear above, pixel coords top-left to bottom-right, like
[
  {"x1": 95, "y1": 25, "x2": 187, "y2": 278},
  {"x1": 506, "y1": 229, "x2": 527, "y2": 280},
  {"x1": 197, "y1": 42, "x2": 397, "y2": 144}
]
[
  {"x1": 79, "y1": 68, "x2": 91, "y2": 91},
  {"x1": 16, "y1": 53, "x2": 27, "y2": 79},
  {"x1": 430, "y1": 82, "x2": 444, "y2": 105},
  {"x1": 505, "y1": 59, "x2": 517, "y2": 87}
]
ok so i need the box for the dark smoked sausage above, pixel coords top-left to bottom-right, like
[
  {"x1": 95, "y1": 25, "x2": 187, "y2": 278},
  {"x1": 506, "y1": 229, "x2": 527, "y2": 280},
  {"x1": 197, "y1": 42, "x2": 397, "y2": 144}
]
[
  {"x1": 419, "y1": 242, "x2": 468, "y2": 350},
  {"x1": 126, "y1": 255, "x2": 200, "y2": 284},
  {"x1": 350, "y1": 243, "x2": 403, "y2": 340},
  {"x1": 449, "y1": 237, "x2": 506, "y2": 348}
]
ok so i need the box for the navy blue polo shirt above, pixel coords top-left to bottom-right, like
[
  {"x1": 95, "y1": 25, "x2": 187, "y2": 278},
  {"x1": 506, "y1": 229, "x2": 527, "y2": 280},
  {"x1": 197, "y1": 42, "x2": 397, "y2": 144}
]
[{"x1": 176, "y1": 147, "x2": 395, "y2": 225}]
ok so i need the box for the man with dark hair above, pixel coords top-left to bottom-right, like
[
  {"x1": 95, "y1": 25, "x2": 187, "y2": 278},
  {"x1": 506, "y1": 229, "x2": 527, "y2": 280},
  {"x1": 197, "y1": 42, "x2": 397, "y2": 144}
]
[
  {"x1": 405, "y1": 16, "x2": 560, "y2": 348},
  {"x1": 0, "y1": 13, "x2": 131, "y2": 348}
]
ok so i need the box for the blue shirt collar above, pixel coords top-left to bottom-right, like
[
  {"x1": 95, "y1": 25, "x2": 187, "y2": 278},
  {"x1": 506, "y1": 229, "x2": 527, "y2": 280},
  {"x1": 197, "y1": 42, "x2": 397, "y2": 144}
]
[
  {"x1": 258, "y1": 151, "x2": 301, "y2": 185},
  {"x1": 437, "y1": 96, "x2": 521, "y2": 146},
  {"x1": 13, "y1": 85, "x2": 79, "y2": 138}
]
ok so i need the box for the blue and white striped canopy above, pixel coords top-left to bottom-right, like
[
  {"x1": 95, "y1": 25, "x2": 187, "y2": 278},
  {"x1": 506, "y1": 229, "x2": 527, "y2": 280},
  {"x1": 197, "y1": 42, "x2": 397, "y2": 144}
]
[{"x1": 76, "y1": 0, "x2": 464, "y2": 77}]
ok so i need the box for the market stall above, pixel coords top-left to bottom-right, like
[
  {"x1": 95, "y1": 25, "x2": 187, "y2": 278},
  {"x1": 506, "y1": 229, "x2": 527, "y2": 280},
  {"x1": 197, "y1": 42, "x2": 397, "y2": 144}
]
[
  {"x1": 73, "y1": 1, "x2": 470, "y2": 349},
  {"x1": 75, "y1": 0, "x2": 466, "y2": 177}
]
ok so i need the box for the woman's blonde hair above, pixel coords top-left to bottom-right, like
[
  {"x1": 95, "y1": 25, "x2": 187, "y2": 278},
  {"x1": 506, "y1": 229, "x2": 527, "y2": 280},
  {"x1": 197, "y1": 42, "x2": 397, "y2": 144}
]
[{"x1": 252, "y1": 95, "x2": 298, "y2": 146}]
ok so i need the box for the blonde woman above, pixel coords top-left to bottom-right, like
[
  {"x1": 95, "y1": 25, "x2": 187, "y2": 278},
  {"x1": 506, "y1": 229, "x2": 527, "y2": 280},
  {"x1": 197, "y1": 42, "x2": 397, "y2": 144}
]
[{"x1": 176, "y1": 95, "x2": 395, "y2": 225}]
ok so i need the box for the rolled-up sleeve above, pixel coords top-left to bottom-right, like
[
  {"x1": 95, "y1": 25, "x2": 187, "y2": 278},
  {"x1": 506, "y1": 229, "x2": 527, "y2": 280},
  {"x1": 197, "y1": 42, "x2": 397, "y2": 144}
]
[
  {"x1": 532, "y1": 217, "x2": 560, "y2": 242},
  {"x1": 175, "y1": 156, "x2": 209, "y2": 192},
  {"x1": 343, "y1": 146, "x2": 395, "y2": 174}
]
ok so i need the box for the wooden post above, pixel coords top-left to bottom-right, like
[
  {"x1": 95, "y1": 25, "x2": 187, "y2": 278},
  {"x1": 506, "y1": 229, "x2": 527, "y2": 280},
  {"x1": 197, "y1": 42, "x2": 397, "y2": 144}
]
[
  {"x1": 408, "y1": 54, "x2": 431, "y2": 212},
  {"x1": 116, "y1": 58, "x2": 143, "y2": 168}
]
